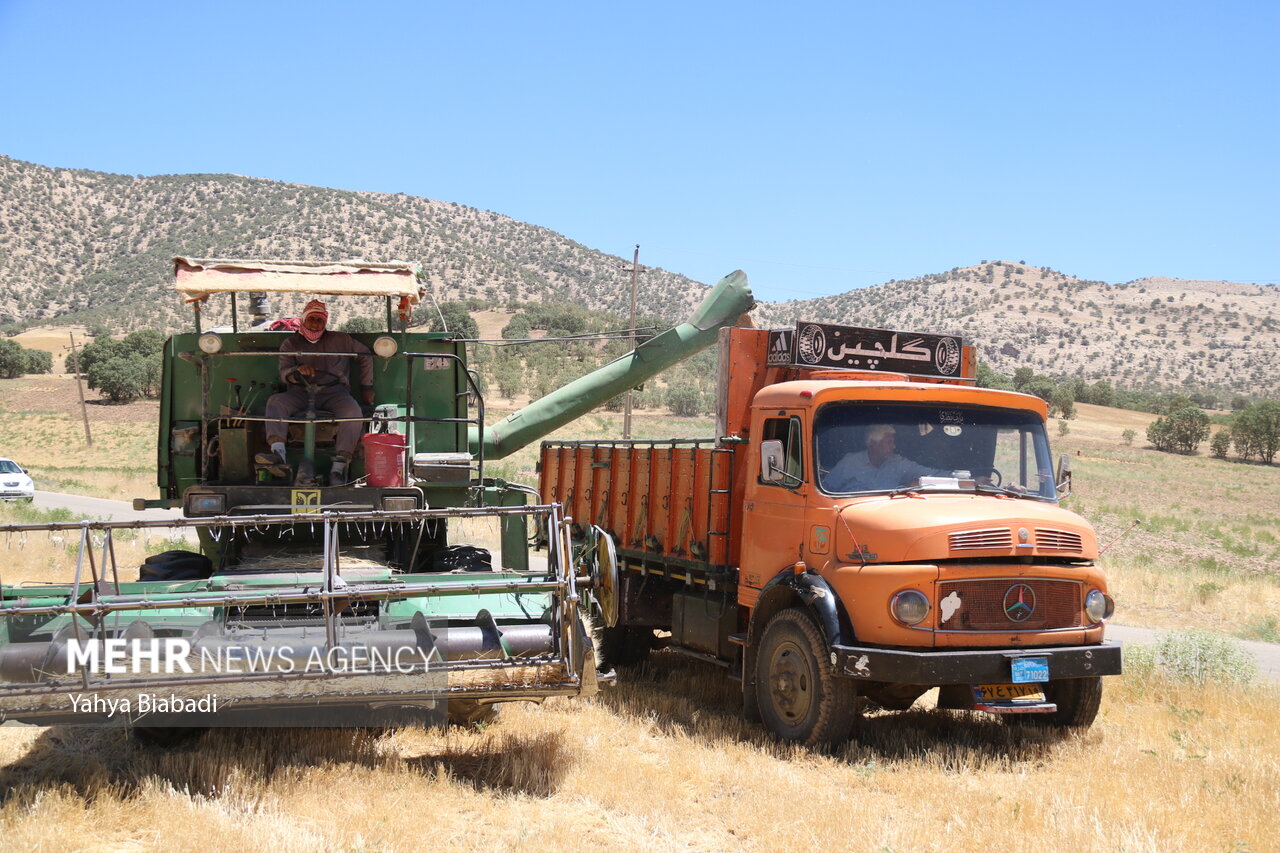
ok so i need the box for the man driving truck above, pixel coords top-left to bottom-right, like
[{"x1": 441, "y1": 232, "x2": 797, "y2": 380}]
[{"x1": 826, "y1": 423, "x2": 945, "y2": 491}]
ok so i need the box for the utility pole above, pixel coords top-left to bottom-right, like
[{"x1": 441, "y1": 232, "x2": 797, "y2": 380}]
[
  {"x1": 622, "y1": 244, "x2": 640, "y2": 439},
  {"x1": 68, "y1": 332, "x2": 93, "y2": 447}
]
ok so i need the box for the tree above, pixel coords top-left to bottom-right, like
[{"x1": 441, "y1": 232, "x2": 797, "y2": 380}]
[
  {"x1": 0, "y1": 339, "x2": 26, "y2": 378},
  {"x1": 1121, "y1": 428, "x2": 1136, "y2": 446},
  {"x1": 976, "y1": 362, "x2": 1012, "y2": 390},
  {"x1": 1210, "y1": 429, "x2": 1232, "y2": 459},
  {"x1": 122, "y1": 328, "x2": 164, "y2": 356},
  {"x1": 665, "y1": 384, "x2": 704, "y2": 417},
  {"x1": 429, "y1": 302, "x2": 479, "y2": 338},
  {"x1": 501, "y1": 314, "x2": 532, "y2": 339},
  {"x1": 491, "y1": 358, "x2": 524, "y2": 402},
  {"x1": 1088, "y1": 380, "x2": 1115, "y2": 408},
  {"x1": 73, "y1": 336, "x2": 127, "y2": 374},
  {"x1": 1050, "y1": 387, "x2": 1076, "y2": 420},
  {"x1": 23, "y1": 349, "x2": 52, "y2": 374},
  {"x1": 1147, "y1": 417, "x2": 1175, "y2": 452},
  {"x1": 1158, "y1": 406, "x2": 1210, "y2": 453},
  {"x1": 1232, "y1": 402, "x2": 1280, "y2": 463},
  {"x1": 88, "y1": 355, "x2": 149, "y2": 403},
  {"x1": 340, "y1": 316, "x2": 383, "y2": 334},
  {"x1": 1024, "y1": 377, "x2": 1057, "y2": 405}
]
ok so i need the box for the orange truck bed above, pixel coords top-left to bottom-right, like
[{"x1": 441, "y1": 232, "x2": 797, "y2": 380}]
[{"x1": 539, "y1": 439, "x2": 739, "y2": 569}]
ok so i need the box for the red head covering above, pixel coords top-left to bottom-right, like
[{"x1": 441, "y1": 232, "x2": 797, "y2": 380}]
[{"x1": 301, "y1": 299, "x2": 328, "y2": 342}]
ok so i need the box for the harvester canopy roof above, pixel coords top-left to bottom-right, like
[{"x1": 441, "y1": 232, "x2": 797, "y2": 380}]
[{"x1": 173, "y1": 257, "x2": 424, "y2": 304}]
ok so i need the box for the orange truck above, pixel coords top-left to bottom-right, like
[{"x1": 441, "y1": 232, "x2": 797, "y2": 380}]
[{"x1": 541, "y1": 321, "x2": 1121, "y2": 745}]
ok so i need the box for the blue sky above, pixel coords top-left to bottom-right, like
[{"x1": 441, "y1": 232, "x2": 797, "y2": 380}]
[{"x1": 1, "y1": 0, "x2": 1275, "y2": 302}]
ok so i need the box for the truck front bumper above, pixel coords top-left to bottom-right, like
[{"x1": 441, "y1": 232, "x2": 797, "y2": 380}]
[{"x1": 831, "y1": 641, "x2": 1122, "y2": 684}]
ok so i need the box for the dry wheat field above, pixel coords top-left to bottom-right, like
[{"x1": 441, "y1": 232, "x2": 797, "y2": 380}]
[{"x1": 1, "y1": 382, "x2": 1278, "y2": 852}]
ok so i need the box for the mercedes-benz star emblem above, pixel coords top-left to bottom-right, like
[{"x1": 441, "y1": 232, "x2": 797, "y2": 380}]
[{"x1": 1003, "y1": 583, "x2": 1037, "y2": 622}]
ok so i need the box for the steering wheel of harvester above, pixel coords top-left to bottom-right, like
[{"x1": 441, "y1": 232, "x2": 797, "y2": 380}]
[{"x1": 291, "y1": 368, "x2": 340, "y2": 389}]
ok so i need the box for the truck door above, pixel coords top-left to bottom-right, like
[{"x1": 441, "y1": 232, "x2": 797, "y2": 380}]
[{"x1": 740, "y1": 414, "x2": 808, "y2": 599}]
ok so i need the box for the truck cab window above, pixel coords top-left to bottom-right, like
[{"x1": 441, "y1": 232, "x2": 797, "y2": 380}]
[
  {"x1": 815, "y1": 403, "x2": 1056, "y2": 499},
  {"x1": 761, "y1": 416, "x2": 804, "y2": 485}
]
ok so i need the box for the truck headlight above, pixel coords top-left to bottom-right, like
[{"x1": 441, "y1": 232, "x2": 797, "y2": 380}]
[
  {"x1": 1085, "y1": 589, "x2": 1114, "y2": 623},
  {"x1": 373, "y1": 336, "x2": 398, "y2": 358},
  {"x1": 891, "y1": 590, "x2": 931, "y2": 626},
  {"x1": 197, "y1": 333, "x2": 223, "y2": 354}
]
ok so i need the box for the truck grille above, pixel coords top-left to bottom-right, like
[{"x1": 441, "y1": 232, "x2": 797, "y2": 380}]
[
  {"x1": 937, "y1": 579, "x2": 1082, "y2": 631},
  {"x1": 1035, "y1": 528, "x2": 1083, "y2": 553},
  {"x1": 949, "y1": 528, "x2": 1013, "y2": 551}
]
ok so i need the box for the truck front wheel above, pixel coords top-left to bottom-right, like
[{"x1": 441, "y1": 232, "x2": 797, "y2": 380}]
[{"x1": 755, "y1": 609, "x2": 857, "y2": 747}]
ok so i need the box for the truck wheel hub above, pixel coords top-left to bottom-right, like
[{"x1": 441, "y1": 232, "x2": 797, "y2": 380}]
[{"x1": 768, "y1": 643, "x2": 812, "y2": 720}]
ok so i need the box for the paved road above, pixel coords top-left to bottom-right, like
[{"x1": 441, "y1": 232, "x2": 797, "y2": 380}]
[
  {"x1": 29, "y1": 490, "x2": 196, "y2": 541},
  {"x1": 31, "y1": 490, "x2": 182, "y2": 523}
]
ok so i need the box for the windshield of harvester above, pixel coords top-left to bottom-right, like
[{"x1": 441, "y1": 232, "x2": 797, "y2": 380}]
[{"x1": 815, "y1": 402, "x2": 1056, "y2": 499}]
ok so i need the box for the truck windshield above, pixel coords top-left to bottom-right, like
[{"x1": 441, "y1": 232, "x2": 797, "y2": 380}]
[{"x1": 814, "y1": 402, "x2": 1056, "y2": 500}]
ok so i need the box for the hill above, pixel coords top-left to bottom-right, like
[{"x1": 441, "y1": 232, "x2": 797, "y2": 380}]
[
  {"x1": 2, "y1": 156, "x2": 1277, "y2": 394},
  {"x1": 0, "y1": 156, "x2": 709, "y2": 330},
  {"x1": 755, "y1": 263, "x2": 1280, "y2": 393}
]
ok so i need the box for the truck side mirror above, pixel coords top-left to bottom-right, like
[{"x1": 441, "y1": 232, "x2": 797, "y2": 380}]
[
  {"x1": 1056, "y1": 454, "x2": 1073, "y2": 498},
  {"x1": 760, "y1": 440, "x2": 785, "y2": 483}
]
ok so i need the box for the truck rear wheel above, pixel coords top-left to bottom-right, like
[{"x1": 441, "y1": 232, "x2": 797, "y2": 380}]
[
  {"x1": 1008, "y1": 676, "x2": 1103, "y2": 729},
  {"x1": 755, "y1": 609, "x2": 857, "y2": 747}
]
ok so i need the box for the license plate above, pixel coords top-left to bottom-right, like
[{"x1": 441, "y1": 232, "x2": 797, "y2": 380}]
[
  {"x1": 973, "y1": 683, "x2": 1044, "y2": 701},
  {"x1": 1011, "y1": 656, "x2": 1049, "y2": 683}
]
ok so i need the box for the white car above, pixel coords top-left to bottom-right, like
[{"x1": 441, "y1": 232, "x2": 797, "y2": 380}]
[{"x1": 0, "y1": 458, "x2": 34, "y2": 502}]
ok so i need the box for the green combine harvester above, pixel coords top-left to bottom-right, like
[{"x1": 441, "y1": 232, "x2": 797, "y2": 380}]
[{"x1": 0, "y1": 258, "x2": 753, "y2": 729}]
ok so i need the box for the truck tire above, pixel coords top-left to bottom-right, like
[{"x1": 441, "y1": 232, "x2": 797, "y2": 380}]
[
  {"x1": 755, "y1": 609, "x2": 857, "y2": 747},
  {"x1": 1009, "y1": 676, "x2": 1103, "y2": 729},
  {"x1": 597, "y1": 625, "x2": 653, "y2": 669},
  {"x1": 138, "y1": 550, "x2": 213, "y2": 581}
]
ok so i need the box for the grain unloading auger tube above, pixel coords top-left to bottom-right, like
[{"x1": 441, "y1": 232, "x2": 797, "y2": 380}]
[{"x1": 0, "y1": 505, "x2": 600, "y2": 727}]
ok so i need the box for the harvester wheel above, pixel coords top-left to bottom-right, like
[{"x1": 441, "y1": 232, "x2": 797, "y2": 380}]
[
  {"x1": 755, "y1": 608, "x2": 857, "y2": 747},
  {"x1": 138, "y1": 550, "x2": 213, "y2": 581},
  {"x1": 1006, "y1": 676, "x2": 1103, "y2": 730},
  {"x1": 597, "y1": 625, "x2": 653, "y2": 669},
  {"x1": 447, "y1": 699, "x2": 499, "y2": 727}
]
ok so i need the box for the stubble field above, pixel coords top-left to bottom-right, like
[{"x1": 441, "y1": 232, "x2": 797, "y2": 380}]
[{"x1": 0, "y1": 379, "x2": 1277, "y2": 852}]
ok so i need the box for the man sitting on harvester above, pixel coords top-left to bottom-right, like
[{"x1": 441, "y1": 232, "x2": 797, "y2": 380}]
[{"x1": 255, "y1": 299, "x2": 374, "y2": 485}]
